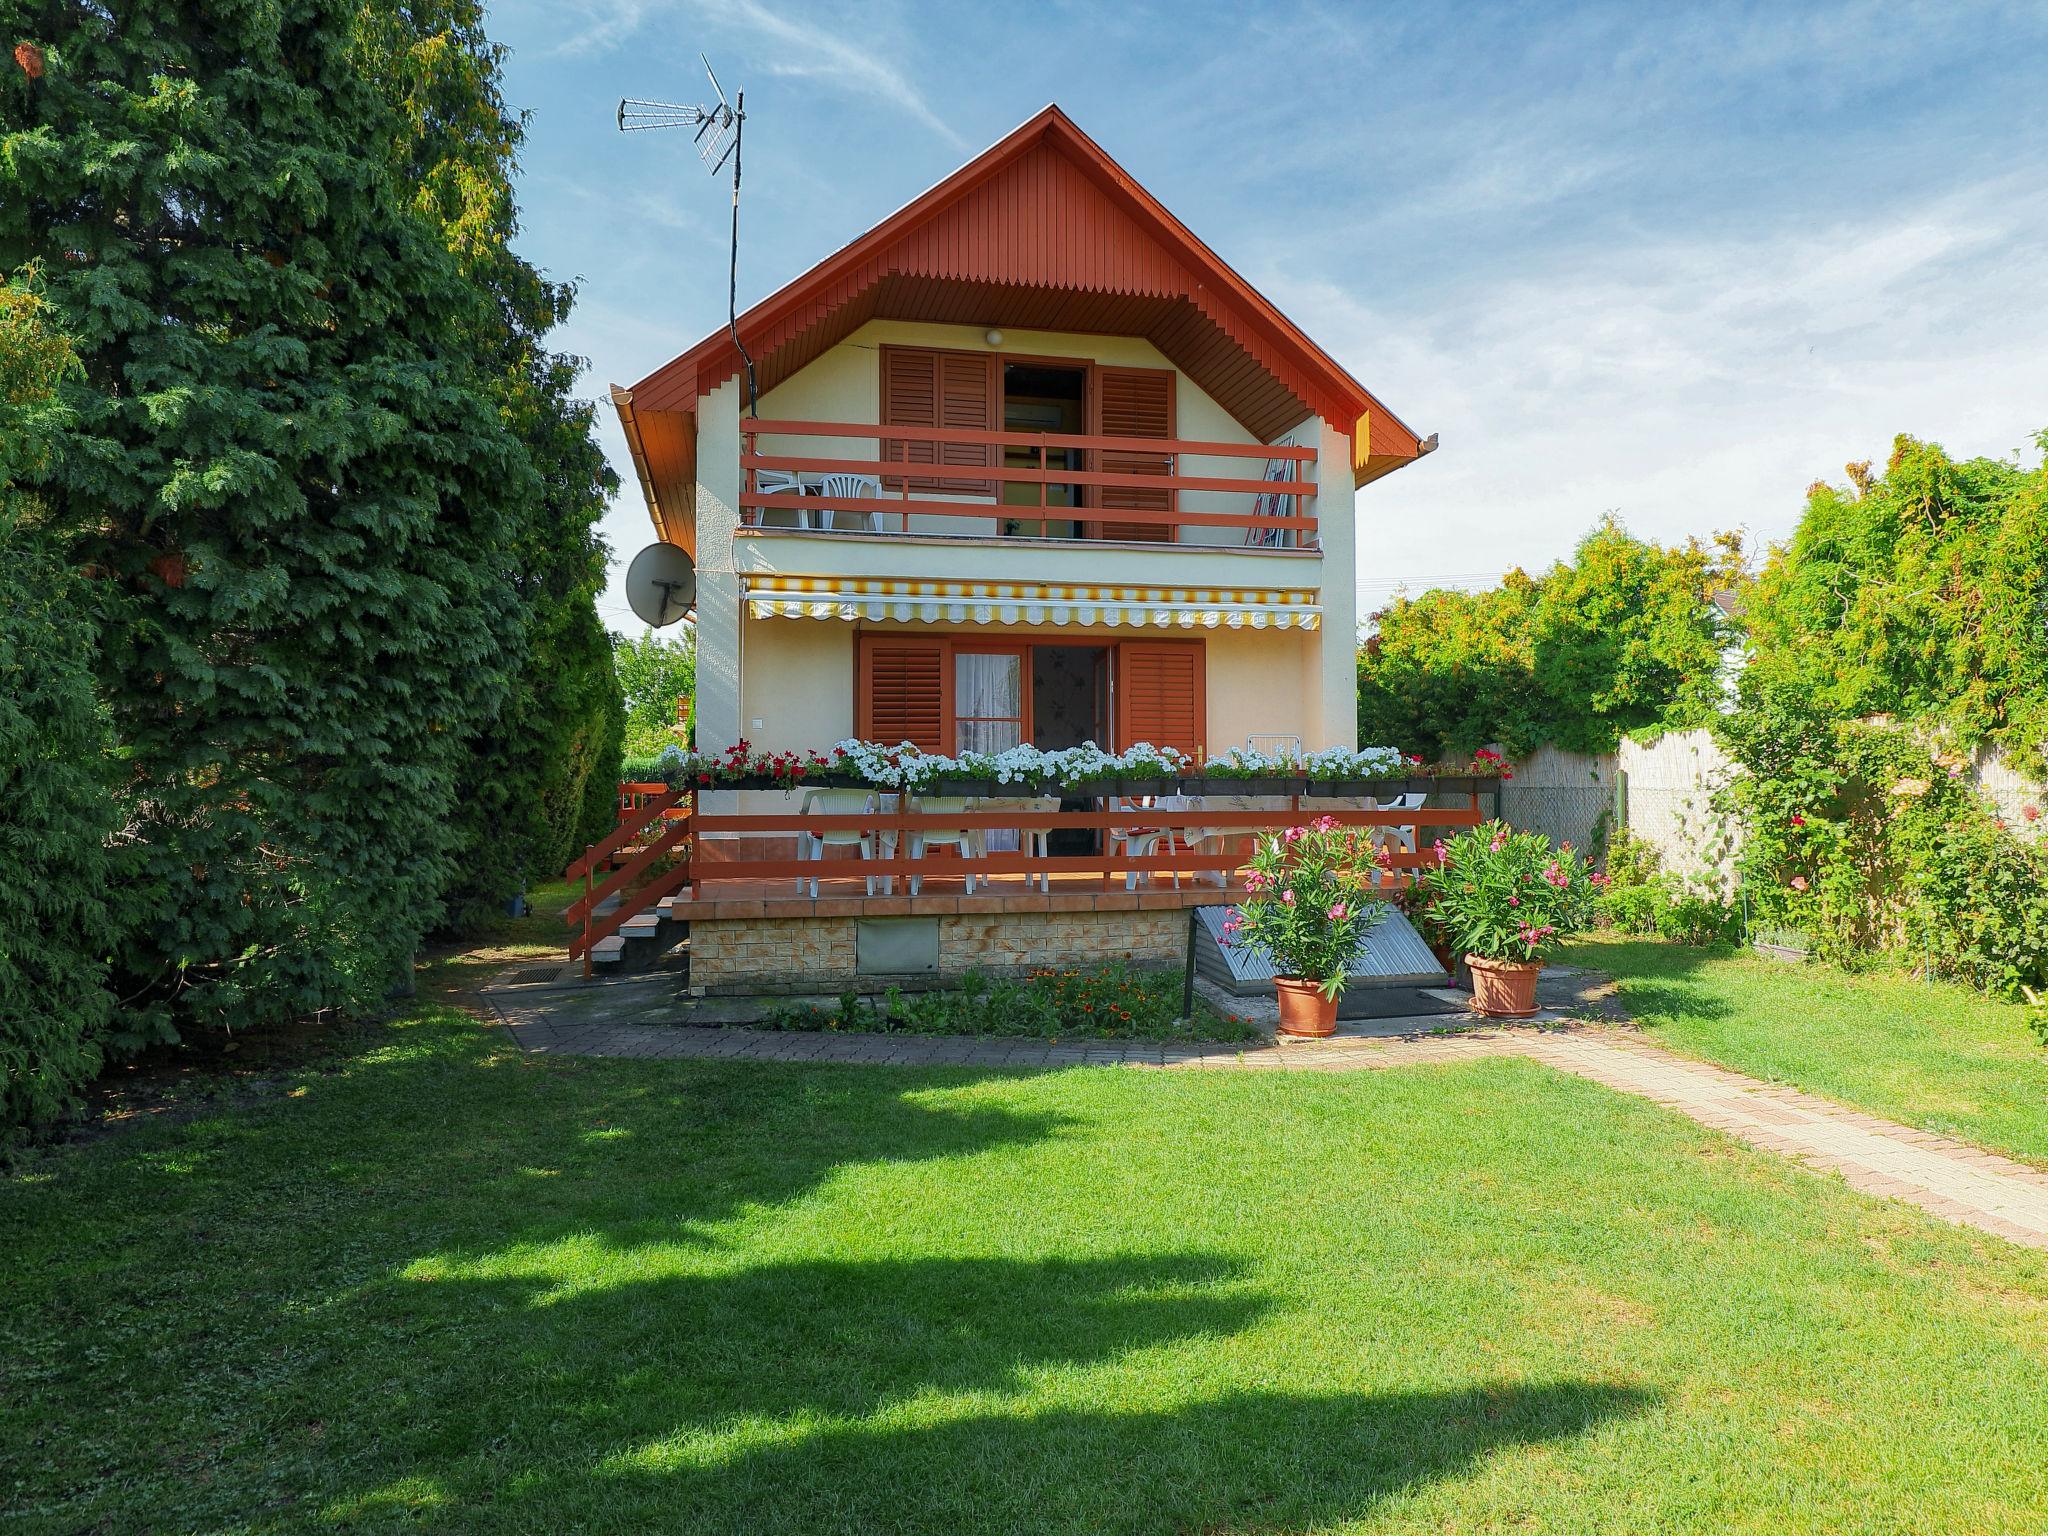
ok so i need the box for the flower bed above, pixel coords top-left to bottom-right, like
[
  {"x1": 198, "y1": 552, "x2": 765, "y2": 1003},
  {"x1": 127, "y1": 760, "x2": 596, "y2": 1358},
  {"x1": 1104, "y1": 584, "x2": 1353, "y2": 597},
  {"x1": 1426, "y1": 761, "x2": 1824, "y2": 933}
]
[{"x1": 754, "y1": 964, "x2": 1262, "y2": 1043}]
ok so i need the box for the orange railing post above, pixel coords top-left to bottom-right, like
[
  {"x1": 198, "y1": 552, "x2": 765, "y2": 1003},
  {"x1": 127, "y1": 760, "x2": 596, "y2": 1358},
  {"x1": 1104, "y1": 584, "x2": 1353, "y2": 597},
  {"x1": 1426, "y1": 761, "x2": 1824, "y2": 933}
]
[{"x1": 581, "y1": 848, "x2": 594, "y2": 981}]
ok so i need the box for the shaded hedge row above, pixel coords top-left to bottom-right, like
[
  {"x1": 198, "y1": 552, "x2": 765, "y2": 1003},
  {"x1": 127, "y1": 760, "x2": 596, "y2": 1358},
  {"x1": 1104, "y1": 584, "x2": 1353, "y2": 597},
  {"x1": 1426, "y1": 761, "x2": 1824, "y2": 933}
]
[{"x1": 0, "y1": 3, "x2": 620, "y2": 1140}]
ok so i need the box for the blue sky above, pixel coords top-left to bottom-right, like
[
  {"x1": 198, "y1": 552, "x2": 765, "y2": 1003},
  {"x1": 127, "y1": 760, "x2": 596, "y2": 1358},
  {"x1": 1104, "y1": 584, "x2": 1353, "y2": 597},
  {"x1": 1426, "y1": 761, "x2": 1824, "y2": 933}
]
[{"x1": 486, "y1": 0, "x2": 2048, "y2": 632}]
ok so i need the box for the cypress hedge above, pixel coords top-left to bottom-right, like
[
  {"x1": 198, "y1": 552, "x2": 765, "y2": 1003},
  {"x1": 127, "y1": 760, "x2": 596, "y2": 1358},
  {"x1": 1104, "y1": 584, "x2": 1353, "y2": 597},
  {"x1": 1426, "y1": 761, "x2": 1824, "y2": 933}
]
[{"x1": 2, "y1": 1, "x2": 618, "y2": 1054}]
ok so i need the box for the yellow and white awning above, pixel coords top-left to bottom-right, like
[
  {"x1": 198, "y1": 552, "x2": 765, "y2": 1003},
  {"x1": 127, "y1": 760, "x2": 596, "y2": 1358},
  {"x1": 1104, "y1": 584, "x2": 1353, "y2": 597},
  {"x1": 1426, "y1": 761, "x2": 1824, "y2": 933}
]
[{"x1": 742, "y1": 576, "x2": 1321, "y2": 631}]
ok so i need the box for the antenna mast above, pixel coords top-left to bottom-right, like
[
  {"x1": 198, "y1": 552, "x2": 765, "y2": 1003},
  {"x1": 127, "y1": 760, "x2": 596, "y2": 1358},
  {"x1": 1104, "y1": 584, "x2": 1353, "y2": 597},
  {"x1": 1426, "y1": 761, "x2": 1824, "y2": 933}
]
[{"x1": 619, "y1": 57, "x2": 758, "y2": 416}]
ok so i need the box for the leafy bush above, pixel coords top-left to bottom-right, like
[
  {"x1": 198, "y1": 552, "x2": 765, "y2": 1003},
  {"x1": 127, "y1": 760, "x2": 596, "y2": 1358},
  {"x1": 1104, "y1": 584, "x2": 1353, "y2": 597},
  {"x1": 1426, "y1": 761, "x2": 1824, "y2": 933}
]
[
  {"x1": 4, "y1": 3, "x2": 621, "y2": 1032},
  {"x1": 1231, "y1": 820, "x2": 1389, "y2": 996},
  {"x1": 615, "y1": 629, "x2": 696, "y2": 757},
  {"x1": 1743, "y1": 434, "x2": 2048, "y2": 764},
  {"x1": 1716, "y1": 681, "x2": 2048, "y2": 996},
  {"x1": 1357, "y1": 517, "x2": 1741, "y2": 759},
  {"x1": 1416, "y1": 822, "x2": 1599, "y2": 962},
  {"x1": 0, "y1": 285, "x2": 125, "y2": 1141},
  {"x1": 757, "y1": 965, "x2": 1260, "y2": 1043},
  {"x1": 1593, "y1": 830, "x2": 1738, "y2": 946}
]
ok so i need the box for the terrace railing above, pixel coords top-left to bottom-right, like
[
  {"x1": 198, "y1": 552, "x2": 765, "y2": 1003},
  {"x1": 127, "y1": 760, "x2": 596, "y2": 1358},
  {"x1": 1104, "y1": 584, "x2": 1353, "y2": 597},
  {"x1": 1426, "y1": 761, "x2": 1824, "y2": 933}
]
[
  {"x1": 739, "y1": 418, "x2": 1318, "y2": 546},
  {"x1": 685, "y1": 793, "x2": 1480, "y2": 893}
]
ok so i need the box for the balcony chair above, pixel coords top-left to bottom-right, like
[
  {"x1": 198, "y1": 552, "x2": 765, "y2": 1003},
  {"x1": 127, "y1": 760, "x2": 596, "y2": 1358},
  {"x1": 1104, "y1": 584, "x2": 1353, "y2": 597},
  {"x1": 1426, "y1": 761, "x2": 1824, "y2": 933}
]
[
  {"x1": 753, "y1": 469, "x2": 814, "y2": 530},
  {"x1": 904, "y1": 795, "x2": 983, "y2": 895},
  {"x1": 797, "y1": 787, "x2": 881, "y2": 896},
  {"x1": 974, "y1": 796, "x2": 1063, "y2": 892},
  {"x1": 819, "y1": 471, "x2": 883, "y2": 533}
]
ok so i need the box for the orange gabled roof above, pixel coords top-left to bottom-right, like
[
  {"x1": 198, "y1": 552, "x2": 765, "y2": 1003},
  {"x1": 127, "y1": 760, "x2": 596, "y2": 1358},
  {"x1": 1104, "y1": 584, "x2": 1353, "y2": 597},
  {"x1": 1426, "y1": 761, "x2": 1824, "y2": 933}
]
[{"x1": 620, "y1": 104, "x2": 1426, "y2": 529}]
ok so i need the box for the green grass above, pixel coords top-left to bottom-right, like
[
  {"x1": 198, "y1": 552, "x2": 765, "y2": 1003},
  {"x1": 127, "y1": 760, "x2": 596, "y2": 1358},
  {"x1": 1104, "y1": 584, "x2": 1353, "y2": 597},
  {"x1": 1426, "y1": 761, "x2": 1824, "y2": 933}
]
[
  {"x1": 1571, "y1": 933, "x2": 2048, "y2": 1166},
  {"x1": 7, "y1": 1000, "x2": 2048, "y2": 1533}
]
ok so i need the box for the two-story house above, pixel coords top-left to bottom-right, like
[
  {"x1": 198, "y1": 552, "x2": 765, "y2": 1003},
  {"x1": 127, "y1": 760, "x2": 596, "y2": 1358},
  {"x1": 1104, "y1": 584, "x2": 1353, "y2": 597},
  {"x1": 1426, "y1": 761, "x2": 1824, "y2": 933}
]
[
  {"x1": 613, "y1": 105, "x2": 1430, "y2": 767},
  {"x1": 592, "y1": 105, "x2": 1447, "y2": 997}
]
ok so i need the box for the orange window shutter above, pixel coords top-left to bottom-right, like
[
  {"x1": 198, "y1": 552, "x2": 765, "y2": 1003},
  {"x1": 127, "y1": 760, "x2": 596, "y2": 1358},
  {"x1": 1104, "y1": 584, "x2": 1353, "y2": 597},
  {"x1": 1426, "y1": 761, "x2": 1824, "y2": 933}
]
[
  {"x1": 857, "y1": 635, "x2": 951, "y2": 755},
  {"x1": 1092, "y1": 366, "x2": 1176, "y2": 542},
  {"x1": 882, "y1": 347, "x2": 994, "y2": 495},
  {"x1": 1115, "y1": 641, "x2": 1205, "y2": 760}
]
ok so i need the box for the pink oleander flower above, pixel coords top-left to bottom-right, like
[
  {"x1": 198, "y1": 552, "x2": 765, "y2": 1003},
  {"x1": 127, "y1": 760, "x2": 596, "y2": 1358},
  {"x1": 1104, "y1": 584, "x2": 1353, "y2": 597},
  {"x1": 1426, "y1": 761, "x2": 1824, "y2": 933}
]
[
  {"x1": 1282, "y1": 826, "x2": 1304, "y2": 844},
  {"x1": 1488, "y1": 835, "x2": 1505, "y2": 853},
  {"x1": 1507, "y1": 894, "x2": 1521, "y2": 907},
  {"x1": 1328, "y1": 902, "x2": 1349, "y2": 921},
  {"x1": 1433, "y1": 840, "x2": 1450, "y2": 865},
  {"x1": 1541, "y1": 862, "x2": 1569, "y2": 889},
  {"x1": 1589, "y1": 871, "x2": 1609, "y2": 888},
  {"x1": 2025, "y1": 805, "x2": 2041, "y2": 822},
  {"x1": 1313, "y1": 814, "x2": 1340, "y2": 833},
  {"x1": 1281, "y1": 889, "x2": 1296, "y2": 906},
  {"x1": 1790, "y1": 875, "x2": 1809, "y2": 892},
  {"x1": 1222, "y1": 916, "x2": 1242, "y2": 935}
]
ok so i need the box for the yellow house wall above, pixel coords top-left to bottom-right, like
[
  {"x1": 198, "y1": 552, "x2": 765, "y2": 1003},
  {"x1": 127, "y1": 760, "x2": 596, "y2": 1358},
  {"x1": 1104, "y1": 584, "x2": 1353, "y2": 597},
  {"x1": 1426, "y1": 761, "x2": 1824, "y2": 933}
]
[
  {"x1": 734, "y1": 613, "x2": 1321, "y2": 757},
  {"x1": 753, "y1": 320, "x2": 1273, "y2": 547},
  {"x1": 695, "y1": 321, "x2": 1361, "y2": 756}
]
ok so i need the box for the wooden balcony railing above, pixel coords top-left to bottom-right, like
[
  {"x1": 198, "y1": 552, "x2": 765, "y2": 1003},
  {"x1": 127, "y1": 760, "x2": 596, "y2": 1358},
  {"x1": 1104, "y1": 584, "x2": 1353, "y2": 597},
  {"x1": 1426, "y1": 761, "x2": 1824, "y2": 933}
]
[
  {"x1": 739, "y1": 418, "x2": 1318, "y2": 546},
  {"x1": 686, "y1": 794, "x2": 1479, "y2": 892}
]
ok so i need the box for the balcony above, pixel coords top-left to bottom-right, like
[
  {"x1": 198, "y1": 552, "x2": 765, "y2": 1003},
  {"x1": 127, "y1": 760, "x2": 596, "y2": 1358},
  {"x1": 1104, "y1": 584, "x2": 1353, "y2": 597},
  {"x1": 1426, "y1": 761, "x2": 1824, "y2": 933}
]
[{"x1": 738, "y1": 418, "x2": 1318, "y2": 550}]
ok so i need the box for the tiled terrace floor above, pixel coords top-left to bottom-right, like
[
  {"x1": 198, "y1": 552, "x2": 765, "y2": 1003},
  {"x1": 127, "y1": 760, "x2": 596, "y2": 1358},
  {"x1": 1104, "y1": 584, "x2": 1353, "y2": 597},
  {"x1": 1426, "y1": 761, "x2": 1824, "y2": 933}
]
[{"x1": 483, "y1": 968, "x2": 2048, "y2": 1251}]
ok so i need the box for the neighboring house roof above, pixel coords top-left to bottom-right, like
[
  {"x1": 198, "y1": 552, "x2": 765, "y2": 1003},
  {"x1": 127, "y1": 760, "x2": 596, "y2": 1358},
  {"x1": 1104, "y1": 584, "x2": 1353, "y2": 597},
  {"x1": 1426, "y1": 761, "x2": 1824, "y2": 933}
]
[{"x1": 615, "y1": 104, "x2": 1430, "y2": 541}]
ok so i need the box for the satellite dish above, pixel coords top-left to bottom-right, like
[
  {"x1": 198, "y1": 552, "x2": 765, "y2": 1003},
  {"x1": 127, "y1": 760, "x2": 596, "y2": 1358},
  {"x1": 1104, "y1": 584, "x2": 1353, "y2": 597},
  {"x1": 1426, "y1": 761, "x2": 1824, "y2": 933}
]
[{"x1": 625, "y1": 542, "x2": 697, "y2": 627}]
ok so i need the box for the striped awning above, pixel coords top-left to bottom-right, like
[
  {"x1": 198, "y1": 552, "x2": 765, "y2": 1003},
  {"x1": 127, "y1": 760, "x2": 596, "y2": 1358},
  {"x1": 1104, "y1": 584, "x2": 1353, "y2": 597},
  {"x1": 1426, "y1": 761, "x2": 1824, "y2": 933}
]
[{"x1": 742, "y1": 575, "x2": 1321, "y2": 631}]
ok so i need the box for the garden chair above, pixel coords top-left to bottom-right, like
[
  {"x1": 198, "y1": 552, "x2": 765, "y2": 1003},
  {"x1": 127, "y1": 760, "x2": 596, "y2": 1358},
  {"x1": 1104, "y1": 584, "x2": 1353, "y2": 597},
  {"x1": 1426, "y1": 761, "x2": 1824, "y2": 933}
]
[
  {"x1": 819, "y1": 471, "x2": 883, "y2": 533},
  {"x1": 1368, "y1": 790, "x2": 1429, "y2": 887},
  {"x1": 904, "y1": 795, "x2": 983, "y2": 895},
  {"x1": 797, "y1": 787, "x2": 881, "y2": 897},
  {"x1": 1108, "y1": 794, "x2": 1182, "y2": 890},
  {"x1": 975, "y1": 796, "x2": 1063, "y2": 892},
  {"x1": 752, "y1": 469, "x2": 813, "y2": 530}
]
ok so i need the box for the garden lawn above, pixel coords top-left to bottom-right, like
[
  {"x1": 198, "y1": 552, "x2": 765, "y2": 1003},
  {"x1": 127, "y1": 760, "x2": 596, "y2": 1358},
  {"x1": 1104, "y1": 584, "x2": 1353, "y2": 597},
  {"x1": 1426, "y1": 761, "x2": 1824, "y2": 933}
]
[
  {"x1": 1572, "y1": 933, "x2": 2048, "y2": 1167},
  {"x1": 5, "y1": 1005, "x2": 2048, "y2": 1534}
]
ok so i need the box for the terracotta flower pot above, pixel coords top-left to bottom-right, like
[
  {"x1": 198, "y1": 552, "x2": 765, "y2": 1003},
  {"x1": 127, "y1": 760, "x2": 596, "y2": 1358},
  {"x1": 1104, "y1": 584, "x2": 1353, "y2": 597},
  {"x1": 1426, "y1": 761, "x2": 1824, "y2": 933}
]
[
  {"x1": 1466, "y1": 955, "x2": 1541, "y2": 1019},
  {"x1": 1274, "y1": 976, "x2": 1338, "y2": 1037}
]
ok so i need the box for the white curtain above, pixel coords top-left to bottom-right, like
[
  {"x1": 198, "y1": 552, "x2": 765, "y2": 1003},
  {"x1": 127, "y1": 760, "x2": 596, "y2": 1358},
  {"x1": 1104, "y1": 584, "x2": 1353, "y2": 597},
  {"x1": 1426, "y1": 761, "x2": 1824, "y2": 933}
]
[
  {"x1": 956, "y1": 652, "x2": 1024, "y2": 853},
  {"x1": 955, "y1": 653, "x2": 1023, "y2": 755}
]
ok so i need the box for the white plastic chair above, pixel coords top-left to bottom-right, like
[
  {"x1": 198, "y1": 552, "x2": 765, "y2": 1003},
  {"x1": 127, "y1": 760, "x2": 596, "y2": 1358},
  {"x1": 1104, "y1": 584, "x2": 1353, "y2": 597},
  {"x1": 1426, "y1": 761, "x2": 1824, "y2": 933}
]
[
  {"x1": 977, "y1": 796, "x2": 1063, "y2": 892},
  {"x1": 905, "y1": 795, "x2": 982, "y2": 895},
  {"x1": 798, "y1": 787, "x2": 880, "y2": 896},
  {"x1": 1108, "y1": 795, "x2": 1180, "y2": 891},
  {"x1": 1173, "y1": 794, "x2": 1254, "y2": 889},
  {"x1": 819, "y1": 472, "x2": 882, "y2": 533},
  {"x1": 753, "y1": 469, "x2": 813, "y2": 530},
  {"x1": 1369, "y1": 790, "x2": 1429, "y2": 886}
]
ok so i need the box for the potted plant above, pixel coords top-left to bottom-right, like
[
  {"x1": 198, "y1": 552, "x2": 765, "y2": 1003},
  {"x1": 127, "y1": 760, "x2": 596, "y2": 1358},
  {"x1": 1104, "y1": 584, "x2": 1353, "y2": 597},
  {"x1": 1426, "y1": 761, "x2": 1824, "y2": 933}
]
[
  {"x1": 1414, "y1": 821, "x2": 1598, "y2": 1018},
  {"x1": 1228, "y1": 817, "x2": 1389, "y2": 1036}
]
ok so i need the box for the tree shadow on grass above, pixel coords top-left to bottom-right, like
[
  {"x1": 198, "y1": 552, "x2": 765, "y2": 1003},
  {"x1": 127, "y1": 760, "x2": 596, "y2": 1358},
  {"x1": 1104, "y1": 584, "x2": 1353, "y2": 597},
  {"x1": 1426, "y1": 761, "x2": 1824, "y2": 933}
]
[
  {"x1": 345, "y1": 1251, "x2": 1271, "y2": 1487},
  {"x1": 565, "y1": 1380, "x2": 1654, "y2": 1534}
]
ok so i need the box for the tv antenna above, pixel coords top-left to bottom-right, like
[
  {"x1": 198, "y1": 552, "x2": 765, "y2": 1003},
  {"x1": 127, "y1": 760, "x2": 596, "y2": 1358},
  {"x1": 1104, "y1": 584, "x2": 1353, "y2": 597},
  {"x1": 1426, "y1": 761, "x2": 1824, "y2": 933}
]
[{"x1": 619, "y1": 56, "x2": 756, "y2": 415}]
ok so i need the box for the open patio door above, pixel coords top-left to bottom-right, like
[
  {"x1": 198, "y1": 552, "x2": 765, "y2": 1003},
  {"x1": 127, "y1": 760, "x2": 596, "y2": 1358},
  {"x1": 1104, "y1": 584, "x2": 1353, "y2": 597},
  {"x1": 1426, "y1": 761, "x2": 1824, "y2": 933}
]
[{"x1": 1090, "y1": 366, "x2": 1176, "y2": 542}]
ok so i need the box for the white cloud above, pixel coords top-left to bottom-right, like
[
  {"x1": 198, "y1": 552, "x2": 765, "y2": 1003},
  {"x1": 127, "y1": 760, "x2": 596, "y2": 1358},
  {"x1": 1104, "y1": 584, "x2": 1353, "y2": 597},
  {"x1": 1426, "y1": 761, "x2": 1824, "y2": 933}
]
[
  {"x1": 540, "y1": 0, "x2": 966, "y2": 150},
  {"x1": 1258, "y1": 175, "x2": 2048, "y2": 611}
]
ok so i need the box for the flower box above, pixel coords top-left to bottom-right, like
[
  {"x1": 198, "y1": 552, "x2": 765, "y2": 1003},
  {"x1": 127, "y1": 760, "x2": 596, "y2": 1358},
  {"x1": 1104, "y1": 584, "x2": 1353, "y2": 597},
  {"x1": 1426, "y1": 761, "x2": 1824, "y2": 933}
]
[{"x1": 1182, "y1": 776, "x2": 1303, "y2": 796}]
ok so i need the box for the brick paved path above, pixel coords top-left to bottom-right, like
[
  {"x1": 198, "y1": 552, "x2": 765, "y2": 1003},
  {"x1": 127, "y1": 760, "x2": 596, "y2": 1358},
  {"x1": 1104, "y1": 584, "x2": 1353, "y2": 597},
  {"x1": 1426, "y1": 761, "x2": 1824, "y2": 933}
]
[{"x1": 486, "y1": 983, "x2": 2048, "y2": 1250}]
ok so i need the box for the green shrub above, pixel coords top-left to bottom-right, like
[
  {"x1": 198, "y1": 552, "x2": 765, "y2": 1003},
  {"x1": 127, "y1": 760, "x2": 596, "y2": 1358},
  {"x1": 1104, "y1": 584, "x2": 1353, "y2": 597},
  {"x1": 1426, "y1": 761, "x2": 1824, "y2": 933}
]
[
  {"x1": 1357, "y1": 517, "x2": 1740, "y2": 759},
  {"x1": 1716, "y1": 682, "x2": 2048, "y2": 997},
  {"x1": 0, "y1": 512, "x2": 124, "y2": 1142}
]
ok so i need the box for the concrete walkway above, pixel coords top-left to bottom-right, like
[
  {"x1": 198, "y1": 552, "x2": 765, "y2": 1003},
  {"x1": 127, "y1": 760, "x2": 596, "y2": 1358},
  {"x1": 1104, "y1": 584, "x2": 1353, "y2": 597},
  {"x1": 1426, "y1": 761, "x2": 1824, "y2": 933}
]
[{"x1": 484, "y1": 976, "x2": 2048, "y2": 1250}]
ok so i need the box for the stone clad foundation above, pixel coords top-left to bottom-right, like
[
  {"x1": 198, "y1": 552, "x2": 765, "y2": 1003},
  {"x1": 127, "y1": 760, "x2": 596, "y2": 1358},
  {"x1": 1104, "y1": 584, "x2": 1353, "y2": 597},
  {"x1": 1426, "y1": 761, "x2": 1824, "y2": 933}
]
[{"x1": 687, "y1": 908, "x2": 1188, "y2": 995}]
